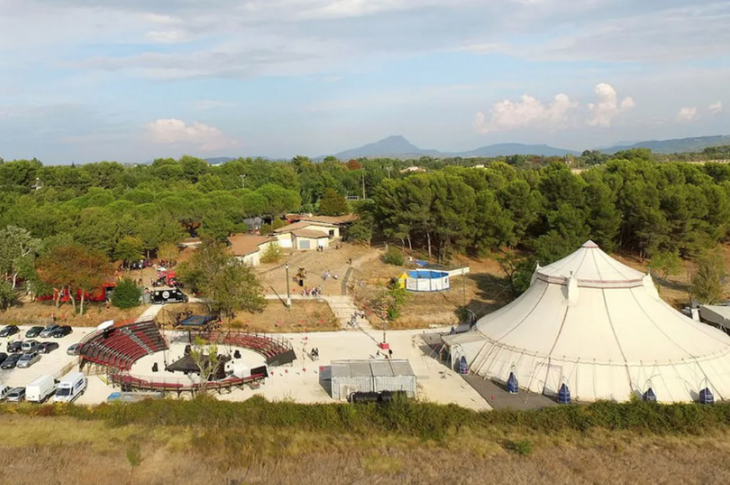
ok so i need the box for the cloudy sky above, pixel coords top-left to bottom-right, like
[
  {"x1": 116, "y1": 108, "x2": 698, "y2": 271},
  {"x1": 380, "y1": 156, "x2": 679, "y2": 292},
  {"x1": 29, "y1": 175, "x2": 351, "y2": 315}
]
[{"x1": 0, "y1": 0, "x2": 729, "y2": 164}]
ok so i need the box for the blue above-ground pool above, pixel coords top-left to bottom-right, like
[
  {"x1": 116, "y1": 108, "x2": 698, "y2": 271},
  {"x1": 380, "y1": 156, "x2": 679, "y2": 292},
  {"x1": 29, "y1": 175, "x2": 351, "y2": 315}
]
[{"x1": 406, "y1": 270, "x2": 450, "y2": 292}]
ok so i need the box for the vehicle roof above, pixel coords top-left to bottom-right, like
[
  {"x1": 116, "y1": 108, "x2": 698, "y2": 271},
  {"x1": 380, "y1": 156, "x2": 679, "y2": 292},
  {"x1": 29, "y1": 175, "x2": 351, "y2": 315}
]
[
  {"x1": 59, "y1": 372, "x2": 84, "y2": 383},
  {"x1": 28, "y1": 375, "x2": 54, "y2": 385}
]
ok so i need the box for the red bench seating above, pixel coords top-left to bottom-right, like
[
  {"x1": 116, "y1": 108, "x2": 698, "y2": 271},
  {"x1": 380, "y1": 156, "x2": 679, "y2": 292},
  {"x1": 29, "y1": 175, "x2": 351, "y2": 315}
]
[{"x1": 79, "y1": 320, "x2": 168, "y2": 371}]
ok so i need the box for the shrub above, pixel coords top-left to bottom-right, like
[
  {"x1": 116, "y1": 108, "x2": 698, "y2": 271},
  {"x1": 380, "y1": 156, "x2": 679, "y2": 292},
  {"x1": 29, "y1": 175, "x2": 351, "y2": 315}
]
[
  {"x1": 504, "y1": 438, "x2": 532, "y2": 456},
  {"x1": 347, "y1": 222, "x2": 372, "y2": 245},
  {"x1": 383, "y1": 247, "x2": 405, "y2": 266},
  {"x1": 260, "y1": 242, "x2": 282, "y2": 264},
  {"x1": 111, "y1": 278, "x2": 142, "y2": 309}
]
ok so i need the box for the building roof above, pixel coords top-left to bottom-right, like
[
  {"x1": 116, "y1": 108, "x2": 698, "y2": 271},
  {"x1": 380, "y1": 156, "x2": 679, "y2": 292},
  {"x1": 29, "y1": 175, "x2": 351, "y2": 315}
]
[
  {"x1": 292, "y1": 229, "x2": 330, "y2": 239},
  {"x1": 446, "y1": 240, "x2": 730, "y2": 403},
  {"x1": 227, "y1": 234, "x2": 275, "y2": 257},
  {"x1": 273, "y1": 220, "x2": 336, "y2": 234},
  {"x1": 300, "y1": 214, "x2": 359, "y2": 225}
]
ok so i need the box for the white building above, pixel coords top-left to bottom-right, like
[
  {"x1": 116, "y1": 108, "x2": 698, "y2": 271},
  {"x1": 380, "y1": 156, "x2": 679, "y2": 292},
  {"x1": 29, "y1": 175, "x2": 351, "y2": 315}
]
[
  {"x1": 443, "y1": 240, "x2": 730, "y2": 403},
  {"x1": 273, "y1": 221, "x2": 338, "y2": 251},
  {"x1": 227, "y1": 234, "x2": 276, "y2": 266}
]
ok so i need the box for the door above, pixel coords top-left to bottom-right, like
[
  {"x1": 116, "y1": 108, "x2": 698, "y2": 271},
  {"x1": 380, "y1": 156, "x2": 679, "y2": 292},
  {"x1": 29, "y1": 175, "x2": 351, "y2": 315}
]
[{"x1": 299, "y1": 239, "x2": 311, "y2": 250}]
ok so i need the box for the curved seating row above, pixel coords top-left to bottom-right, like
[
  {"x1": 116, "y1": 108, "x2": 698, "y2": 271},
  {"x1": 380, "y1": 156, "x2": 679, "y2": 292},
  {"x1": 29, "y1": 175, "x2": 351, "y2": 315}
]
[
  {"x1": 209, "y1": 331, "x2": 292, "y2": 364},
  {"x1": 79, "y1": 320, "x2": 168, "y2": 371},
  {"x1": 109, "y1": 371, "x2": 266, "y2": 393}
]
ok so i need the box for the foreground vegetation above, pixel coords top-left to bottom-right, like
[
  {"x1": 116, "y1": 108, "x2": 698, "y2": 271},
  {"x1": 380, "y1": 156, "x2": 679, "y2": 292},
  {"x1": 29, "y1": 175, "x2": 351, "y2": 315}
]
[{"x1": 4, "y1": 398, "x2": 730, "y2": 484}]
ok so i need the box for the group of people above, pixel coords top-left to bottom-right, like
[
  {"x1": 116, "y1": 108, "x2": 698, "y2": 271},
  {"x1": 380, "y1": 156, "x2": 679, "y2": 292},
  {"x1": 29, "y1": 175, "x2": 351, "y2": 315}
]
[
  {"x1": 301, "y1": 286, "x2": 323, "y2": 298},
  {"x1": 321, "y1": 270, "x2": 338, "y2": 281},
  {"x1": 349, "y1": 311, "x2": 366, "y2": 327},
  {"x1": 310, "y1": 347, "x2": 320, "y2": 359}
]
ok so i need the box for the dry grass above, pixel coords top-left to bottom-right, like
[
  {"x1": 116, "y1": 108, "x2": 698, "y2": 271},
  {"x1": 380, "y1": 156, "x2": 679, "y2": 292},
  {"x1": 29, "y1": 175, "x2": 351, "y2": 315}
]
[
  {"x1": 0, "y1": 300, "x2": 147, "y2": 327},
  {"x1": 3, "y1": 415, "x2": 730, "y2": 485},
  {"x1": 155, "y1": 300, "x2": 338, "y2": 333}
]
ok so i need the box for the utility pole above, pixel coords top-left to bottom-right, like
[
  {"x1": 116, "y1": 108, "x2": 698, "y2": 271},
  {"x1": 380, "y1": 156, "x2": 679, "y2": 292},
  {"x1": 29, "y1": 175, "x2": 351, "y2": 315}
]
[
  {"x1": 285, "y1": 262, "x2": 291, "y2": 309},
  {"x1": 361, "y1": 167, "x2": 366, "y2": 200},
  {"x1": 386, "y1": 167, "x2": 392, "y2": 178},
  {"x1": 240, "y1": 174, "x2": 246, "y2": 189}
]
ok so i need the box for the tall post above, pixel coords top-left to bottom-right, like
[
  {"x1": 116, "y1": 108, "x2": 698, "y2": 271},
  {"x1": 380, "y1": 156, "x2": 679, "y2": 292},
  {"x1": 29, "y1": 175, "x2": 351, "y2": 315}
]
[
  {"x1": 240, "y1": 174, "x2": 246, "y2": 189},
  {"x1": 361, "y1": 167, "x2": 366, "y2": 200},
  {"x1": 285, "y1": 262, "x2": 291, "y2": 309}
]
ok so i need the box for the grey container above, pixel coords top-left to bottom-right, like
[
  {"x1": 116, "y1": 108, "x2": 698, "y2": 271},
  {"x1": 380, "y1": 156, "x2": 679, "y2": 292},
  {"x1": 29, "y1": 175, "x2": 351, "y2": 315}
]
[
  {"x1": 373, "y1": 360, "x2": 417, "y2": 398},
  {"x1": 331, "y1": 360, "x2": 374, "y2": 401}
]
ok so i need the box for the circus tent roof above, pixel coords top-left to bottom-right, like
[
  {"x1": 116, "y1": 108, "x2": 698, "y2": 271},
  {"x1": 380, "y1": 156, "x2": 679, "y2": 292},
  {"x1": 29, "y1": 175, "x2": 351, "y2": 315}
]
[{"x1": 443, "y1": 241, "x2": 730, "y2": 403}]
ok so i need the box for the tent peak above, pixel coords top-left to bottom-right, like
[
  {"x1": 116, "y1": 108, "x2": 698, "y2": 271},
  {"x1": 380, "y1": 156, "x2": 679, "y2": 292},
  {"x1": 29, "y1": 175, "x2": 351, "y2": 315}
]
[{"x1": 581, "y1": 240, "x2": 599, "y2": 249}]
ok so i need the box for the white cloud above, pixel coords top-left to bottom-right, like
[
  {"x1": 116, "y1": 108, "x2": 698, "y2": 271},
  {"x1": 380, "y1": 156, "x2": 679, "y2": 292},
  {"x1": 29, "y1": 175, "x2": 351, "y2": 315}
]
[
  {"x1": 144, "y1": 30, "x2": 190, "y2": 44},
  {"x1": 586, "y1": 83, "x2": 634, "y2": 127},
  {"x1": 144, "y1": 119, "x2": 239, "y2": 151},
  {"x1": 709, "y1": 101, "x2": 724, "y2": 114},
  {"x1": 676, "y1": 107, "x2": 699, "y2": 123},
  {"x1": 474, "y1": 93, "x2": 577, "y2": 133}
]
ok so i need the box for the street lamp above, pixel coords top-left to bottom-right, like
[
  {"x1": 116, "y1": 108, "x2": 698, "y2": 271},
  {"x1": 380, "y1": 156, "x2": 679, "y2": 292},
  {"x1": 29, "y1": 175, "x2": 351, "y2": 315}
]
[
  {"x1": 240, "y1": 174, "x2": 246, "y2": 189},
  {"x1": 285, "y1": 262, "x2": 291, "y2": 309}
]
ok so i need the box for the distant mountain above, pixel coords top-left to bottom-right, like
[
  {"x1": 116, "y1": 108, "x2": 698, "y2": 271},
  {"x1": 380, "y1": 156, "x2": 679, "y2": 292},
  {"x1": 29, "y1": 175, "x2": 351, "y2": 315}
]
[
  {"x1": 457, "y1": 143, "x2": 579, "y2": 157},
  {"x1": 319, "y1": 135, "x2": 577, "y2": 160},
  {"x1": 601, "y1": 135, "x2": 730, "y2": 155},
  {"x1": 205, "y1": 157, "x2": 238, "y2": 165},
  {"x1": 321, "y1": 135, "x2": 441, "y2": 160}
]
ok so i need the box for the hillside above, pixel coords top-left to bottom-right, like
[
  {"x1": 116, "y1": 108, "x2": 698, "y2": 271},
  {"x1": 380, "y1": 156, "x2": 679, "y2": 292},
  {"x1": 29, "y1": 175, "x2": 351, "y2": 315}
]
[
  {"x1": 602, "y1": 135, "x2": 730, "y2": 154},
  {"x1": 319, "y1": 135, "x2": 578, "y2": 160}
]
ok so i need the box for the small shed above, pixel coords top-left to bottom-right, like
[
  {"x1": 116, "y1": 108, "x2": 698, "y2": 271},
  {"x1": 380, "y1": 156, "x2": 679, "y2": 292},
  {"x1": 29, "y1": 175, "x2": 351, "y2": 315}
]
[{"x1": 330, "y1": 359, "x2": 417, "y2": 401}]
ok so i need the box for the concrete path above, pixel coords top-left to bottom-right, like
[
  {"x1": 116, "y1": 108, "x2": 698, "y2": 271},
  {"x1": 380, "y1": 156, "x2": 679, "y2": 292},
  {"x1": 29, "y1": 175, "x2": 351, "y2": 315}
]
[
  {"x1": 322, "y1": 295, "x2": 374, "y2": 331},
  {"x1": 136, "y1": 304, "x2": 164, "y2": 322}
]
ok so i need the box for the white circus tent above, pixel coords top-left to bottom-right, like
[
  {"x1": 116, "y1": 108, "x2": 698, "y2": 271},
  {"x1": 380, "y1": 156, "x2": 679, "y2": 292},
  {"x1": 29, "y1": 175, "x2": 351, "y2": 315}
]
[{"x1": 443, "y1": 241, "x2": 730, "y2": 403}]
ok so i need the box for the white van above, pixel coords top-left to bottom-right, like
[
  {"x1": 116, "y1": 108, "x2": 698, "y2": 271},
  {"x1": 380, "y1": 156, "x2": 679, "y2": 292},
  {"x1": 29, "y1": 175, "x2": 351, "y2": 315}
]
[
  {"x1": 26, "y1": 375, "x2": 56, "y2": 403},
  {"x1": 54, "y1": 372, "x2": 86, "y2": 403},
  {"x1": 0, "y1": 385, "x2": 11, "y2": 401}
]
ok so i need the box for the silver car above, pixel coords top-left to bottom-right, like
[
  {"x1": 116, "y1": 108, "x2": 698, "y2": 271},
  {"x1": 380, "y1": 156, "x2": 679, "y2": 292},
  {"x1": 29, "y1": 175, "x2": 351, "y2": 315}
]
[
  {"x1": 16, "y1": 352, "x2": 41, "y2": 368},
  {"x1": 39, "y1": 325, "x2": 59, "y2": 338},
  {"x1": 6, "y1": 387, "x2": 25, "y2": 402}
]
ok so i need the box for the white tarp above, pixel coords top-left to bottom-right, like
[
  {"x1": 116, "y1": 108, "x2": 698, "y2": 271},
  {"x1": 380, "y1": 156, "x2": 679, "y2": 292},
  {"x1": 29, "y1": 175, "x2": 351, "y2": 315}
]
[{"x1": 446, "y1": 240, "x2": 730, "y2": 403}]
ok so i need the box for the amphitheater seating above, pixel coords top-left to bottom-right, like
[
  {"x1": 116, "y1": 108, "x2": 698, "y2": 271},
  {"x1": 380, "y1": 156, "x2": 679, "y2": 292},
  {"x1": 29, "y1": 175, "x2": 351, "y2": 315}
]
[
  {"x1": 109, "y1": 370, "x2": 267, "y2": 394},
  {"x1": 208, "y1": 331, "x2": 293, "y2": 365},
  {"x1": 79, "y1": 320, "x2": 168, "y2": 371}
]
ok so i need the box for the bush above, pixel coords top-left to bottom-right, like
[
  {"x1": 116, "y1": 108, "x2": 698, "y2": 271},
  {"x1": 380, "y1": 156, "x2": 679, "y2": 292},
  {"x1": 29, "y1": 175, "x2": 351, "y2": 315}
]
[
  {"x1": 347, "y1": 222, "x2": 372, "y2": 245},
  {"x1": 260, "y1": 242, "x2": 282, "y2": 264},
  {"x1": 383, "y1": 247, "x2": 405, "y2": 266},
  {"x1": 504, "y1": 438, "x2": 532, "y2": 456},
  {"x1": 111, "y1": 278, "x2": 142, "y2": 309}
]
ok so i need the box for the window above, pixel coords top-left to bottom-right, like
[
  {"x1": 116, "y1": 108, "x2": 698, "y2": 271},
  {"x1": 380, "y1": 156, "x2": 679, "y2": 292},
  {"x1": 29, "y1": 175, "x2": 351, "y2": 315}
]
[{"x1": 329, "y1": 230, "x2": 335, "y2": 237}]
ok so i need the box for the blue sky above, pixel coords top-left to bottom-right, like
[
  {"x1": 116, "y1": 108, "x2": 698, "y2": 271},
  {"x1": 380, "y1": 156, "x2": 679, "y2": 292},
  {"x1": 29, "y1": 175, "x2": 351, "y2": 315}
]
[{"x1": 0, "y1": 0, "x2": 729, "y2": 164}]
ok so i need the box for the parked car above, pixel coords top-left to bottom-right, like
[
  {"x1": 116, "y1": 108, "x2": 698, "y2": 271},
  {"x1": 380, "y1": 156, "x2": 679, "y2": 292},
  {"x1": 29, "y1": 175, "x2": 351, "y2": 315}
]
[
  {"x1": 0, "y1": 325, "x2": 20, "y2": 338},
  {"x1": 0, "y1": 352, "x2": 7, "y2": 365},
  {"x1": 8, "y1": 387, "x2": 25, "y2": 402},
  {"x1": 25, "y1": 326, "x2": 45, "y2": 338},
  {"x1": 6, "y1": 387, "x2": 25, "y2": 402},
  {"x1": 7, "y1": 341, "x2": 23, "y2": 353},
  {"x1": 21, "y1": 340, "x2": 40, "y2": 353},
  {"x1": 38, "y1": 342, "x2": 59, "y2": 354},
  {"x1": 17, "y1": 352, "x2": 41, "y2": 368},
  {"x1": 1, "y1": 353, "x2": 22, "y2": 369},
  {"x1": 66, "y1": 343, "x2": 80, "y2": 356},
  {"x1": 39, "y1": 325, "x2": 60, "y2": 338},
  {"x1": 0, "y1": 385, "x2": 11, "y2": 401},
  {"x1": 52, "y1": 326, "x2": 73, "y2": 338}
]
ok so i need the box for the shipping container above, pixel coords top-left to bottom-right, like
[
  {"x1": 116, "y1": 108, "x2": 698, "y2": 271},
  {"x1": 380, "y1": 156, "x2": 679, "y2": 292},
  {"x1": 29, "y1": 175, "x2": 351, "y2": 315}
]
[{"x1": 330, "y1": 359, "x2": 417, "y2": 401}]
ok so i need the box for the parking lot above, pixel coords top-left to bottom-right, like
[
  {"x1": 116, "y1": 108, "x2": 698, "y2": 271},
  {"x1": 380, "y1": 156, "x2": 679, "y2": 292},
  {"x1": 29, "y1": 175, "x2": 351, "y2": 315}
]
[{"x1": 0, "y1": 325, "x2": 94, "y2": 389}]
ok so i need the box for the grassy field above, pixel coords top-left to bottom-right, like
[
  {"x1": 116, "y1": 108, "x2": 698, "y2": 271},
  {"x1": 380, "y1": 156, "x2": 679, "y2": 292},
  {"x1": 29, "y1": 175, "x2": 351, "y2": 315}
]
[{"x1": 3, "y1": 398, "x2": 730, "y2": 484}]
